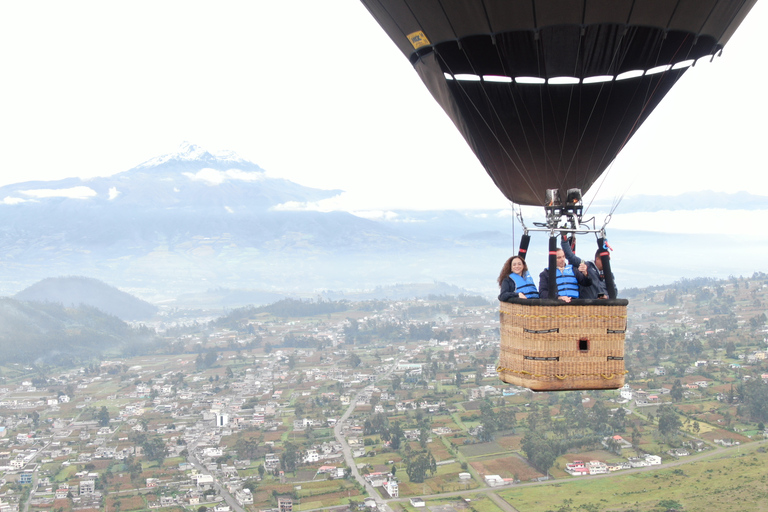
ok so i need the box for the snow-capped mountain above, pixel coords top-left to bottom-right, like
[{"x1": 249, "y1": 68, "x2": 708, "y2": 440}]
[
  {"x1": 0, "y1": 143, "x2": 498, "y2": 299},
  {"x1": 0, "y1": 143, "x2": 765, "y2": 303}
]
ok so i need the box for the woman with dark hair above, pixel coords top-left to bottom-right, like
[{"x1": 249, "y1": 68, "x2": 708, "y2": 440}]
[{"x1": 498, "y1": 255, "x2": 539, "y2": 301}]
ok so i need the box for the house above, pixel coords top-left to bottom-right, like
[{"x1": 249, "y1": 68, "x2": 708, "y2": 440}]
[
  {"x1": 235, "y1": 489, "x2": 253, "y2": 505},
  {"x1": 484, "y1": 475, "x2": 505, "y2": 487},
  {"x1": 365, "y1": 472, "x2": 389, "y2": 487},
  {"x1": 587, "y1": 461, "x2": 608, "y2": 475},
  {"x1": 565, "y1": 462, "x2": 589, "y2": 476},
  {"x1": 409, "y1": 498, "x2": 425, "y2": 507},
  {"x1": 645, "y1": 455, "x2": 662, "y2": 465},
  {"x1": 193, "y1": 474, "x2": 214, "y2": 489},
  {"x1": 277, "y1": 497, "x2": 293, "y2": 512},
  {"x1": 79, "y1": 479, "x2": 96, "y2": 495},
  {"x1": 265, "y1": 453, "x2": 280, "y2": 470},
  {"x1": 619, "y1": 385, "x2": 633, "y2": 400},
  {"x1": 383, "y1": 479, "x2": 398, "y2": 498}
]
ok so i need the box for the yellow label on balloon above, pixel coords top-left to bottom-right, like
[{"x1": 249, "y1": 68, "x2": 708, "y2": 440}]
[{"x1": 407, "y1": 31, "x2": 430, "y2": 49}]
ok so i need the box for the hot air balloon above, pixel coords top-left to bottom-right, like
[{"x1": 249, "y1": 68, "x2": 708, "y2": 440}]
[
  {"x1": 360, "y1": 0, "x2": 756, "y2": 206},
  {"x1": 361, "y1": 0, "x2": 757, "y2": 391}
]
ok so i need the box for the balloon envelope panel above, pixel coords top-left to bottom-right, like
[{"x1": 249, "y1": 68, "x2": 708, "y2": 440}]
[{"x1": 361, "y1": 0, "x2": 756, "y2": 205}]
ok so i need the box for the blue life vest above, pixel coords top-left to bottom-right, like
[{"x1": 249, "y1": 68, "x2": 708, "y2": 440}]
[
  {"x1": 556, "y1": 266, "x2": 579, "y2": 298},
  {"x1": 510, "y1": 272, "x2": 539, "y2": 298}
]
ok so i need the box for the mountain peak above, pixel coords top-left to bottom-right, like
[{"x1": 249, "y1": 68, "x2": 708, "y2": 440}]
[{"x1": 136, "y1": 141, "x2": 245, "y2": 169}]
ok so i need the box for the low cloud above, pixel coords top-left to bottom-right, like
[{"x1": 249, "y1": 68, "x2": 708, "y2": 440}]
[
  {"x1": 183, "y1": 168, "x2": 265, "y2": 185},
  {"x1": 2, "y1": 196, "x2": 27, "y2": 205},
  {"x1": 21, "y1": 187, "x2": 97, "y2": 199},
  {"x1": 108, "y1": 187, "x2": 120, "y2": 200},
  {"x1": 272, "y1": 201, "x2": 317, "y2": 212},
  {"x1": 611, "y1": 209, "x2": 765, "y2": 236}
]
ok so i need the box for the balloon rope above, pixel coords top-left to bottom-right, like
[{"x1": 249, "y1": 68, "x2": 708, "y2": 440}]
[{"x1": 435, "y1": 51, "x2": 540, "y2": 201}]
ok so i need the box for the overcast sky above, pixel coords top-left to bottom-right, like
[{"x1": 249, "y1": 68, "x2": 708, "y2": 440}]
[{"x1": 1, "y1": 1, "x2": 766, "y2": 217}]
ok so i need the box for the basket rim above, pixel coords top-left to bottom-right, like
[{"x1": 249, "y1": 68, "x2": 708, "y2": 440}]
[{"x1": 500, "y1": 298, "x2": 628, "y2": 307}]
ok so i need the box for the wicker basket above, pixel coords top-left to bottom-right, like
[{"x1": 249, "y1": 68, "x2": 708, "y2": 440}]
[{"x1": 497, "y1": 298, "x2": 628, "y2": 392}]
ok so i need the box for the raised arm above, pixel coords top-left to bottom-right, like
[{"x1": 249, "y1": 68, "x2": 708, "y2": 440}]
[{"x1": 561, "y1": 237, "x2": 582, "y2": 267}]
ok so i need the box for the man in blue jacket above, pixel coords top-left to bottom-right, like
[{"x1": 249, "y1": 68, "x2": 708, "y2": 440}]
[
  {"x1": 538, "y1": 248, "x2": 592, "y2": 302},
  {"x1": 561, "y1": 238, "x2": 617, "y2": 299}
]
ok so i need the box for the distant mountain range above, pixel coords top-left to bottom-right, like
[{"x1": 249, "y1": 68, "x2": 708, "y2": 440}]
[{"x1": 0, "y1": 143, "x2": 765, "y2": 305}]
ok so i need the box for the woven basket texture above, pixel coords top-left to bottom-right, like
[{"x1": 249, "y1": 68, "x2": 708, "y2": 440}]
[{"x1": 497, "y1": 301, "x2": 627, "y2": 391}]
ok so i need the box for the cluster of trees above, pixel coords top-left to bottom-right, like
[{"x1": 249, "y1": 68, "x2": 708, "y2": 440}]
[
  {"x1": 737, "y1": 378, "x2": 768, "y2": 422},
  {"x1": 260, "y1": 298, "x2": 349, "y2": 318},
  {"x1": 233, "y1": 435, "x2": 261, "y2": 460},
  {"x1": 195, "y1": 349, "x2": 218, "y2": 370},
  {"x1": 404, "y1": 448, "x2": 436, "y2": 483},
  {"x1": 130, "y1": 432, "x2": 167, "y2": 466},
  {"x1": 522, "y1": 430, "x2": 604, "y2": 474},
  {"x1": 476, "y1": 400, "x2": 517, "y2": 442}
]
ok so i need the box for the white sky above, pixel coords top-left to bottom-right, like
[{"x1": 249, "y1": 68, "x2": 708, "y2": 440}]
[{"x1": 1, "y1": 1, "x2": 766, "y2": 213}]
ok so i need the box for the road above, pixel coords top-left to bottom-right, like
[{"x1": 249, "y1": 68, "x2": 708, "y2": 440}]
[
  {"x1": 333, "y1": 365, "x2": 397, "y2": 512},
  {"x1": 186, "y1": 439, "x2": 247, "y2": 512}
]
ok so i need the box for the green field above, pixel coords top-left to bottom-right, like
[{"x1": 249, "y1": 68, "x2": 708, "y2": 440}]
[{"x1": 498, "y1": 445, "x2": 768, "y2": 512}]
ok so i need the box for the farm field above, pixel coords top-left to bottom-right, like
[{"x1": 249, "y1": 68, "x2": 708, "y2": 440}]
[{"x1": 497, "y1": 443, "x2": 768, "y2": 512}]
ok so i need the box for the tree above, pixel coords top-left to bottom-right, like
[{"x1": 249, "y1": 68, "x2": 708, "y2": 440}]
[
  {"x1": 521, "y1": 431, "x2": 557, "y2": 473},
  {"x1": 670, "y1": 379, "x2": 684, "y2": 402},
  {"x1": 204, "y1": 349, "x2": 218, "y2": 368},
  {"x1": 419, "y1": 426, "x2": 429, "y2": 449},
  {"x1": 657, "y1": 499, "x2": 682, "y2": 511},
  {"x1": 98, "y1": 406, "x2": 110, "y2": 427},
  {"x1": 143, "y1": 436, "x2": 167, "y2": 465},
  {"x1": 389, "y1": 422, "x2": 403, "y2": 450},
  {"x1": 455, "y1": 371, "x2": 464, "y2": 387},
  {"x1": 657, "y1": 406, "x2": 681, "y2": 438},
  {"x1": 129, "y1": 461, "x2": 143, "y2": 489},
  {"x1": 349, "y1": 353, "x2": 362, "y2": 368},
  {"x1": 281, "y1": 441, "x2": 298, "y2": 472},
  {"x1": 405, "y1": 451, "x2": 436, "y2": 483}
]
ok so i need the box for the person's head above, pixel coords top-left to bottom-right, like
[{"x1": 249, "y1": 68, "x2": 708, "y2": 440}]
[
  {"x1": 556, "y1": 249, "x2": 566, "y2": 269},
  {"x1": 594, "y1": 249, "x2": 609, "y2": 271},
  {"x1": 510, "y1": 256, "x2": 527, "y2": 276},
  {"x1": 498, "y1": 255, "x2": 528, "y2": 286}
]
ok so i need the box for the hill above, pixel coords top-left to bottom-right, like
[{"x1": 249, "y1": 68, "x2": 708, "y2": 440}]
[
  {"x1": 0, "y1": 298, "x2": 156, "y2": 364},
  {"x1": 15, "y1": 276, "x2": 158, "y2": 321}
]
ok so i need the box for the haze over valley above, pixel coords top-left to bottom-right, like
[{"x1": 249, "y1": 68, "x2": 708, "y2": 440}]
[{"x1": 0, "y1": 143, "x2": 765, "y2": 308}]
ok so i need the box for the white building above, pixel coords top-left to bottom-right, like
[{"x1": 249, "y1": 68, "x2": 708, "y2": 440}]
[{"x1": 383, "y1": 479, "x2": 398, "y2": 498}]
